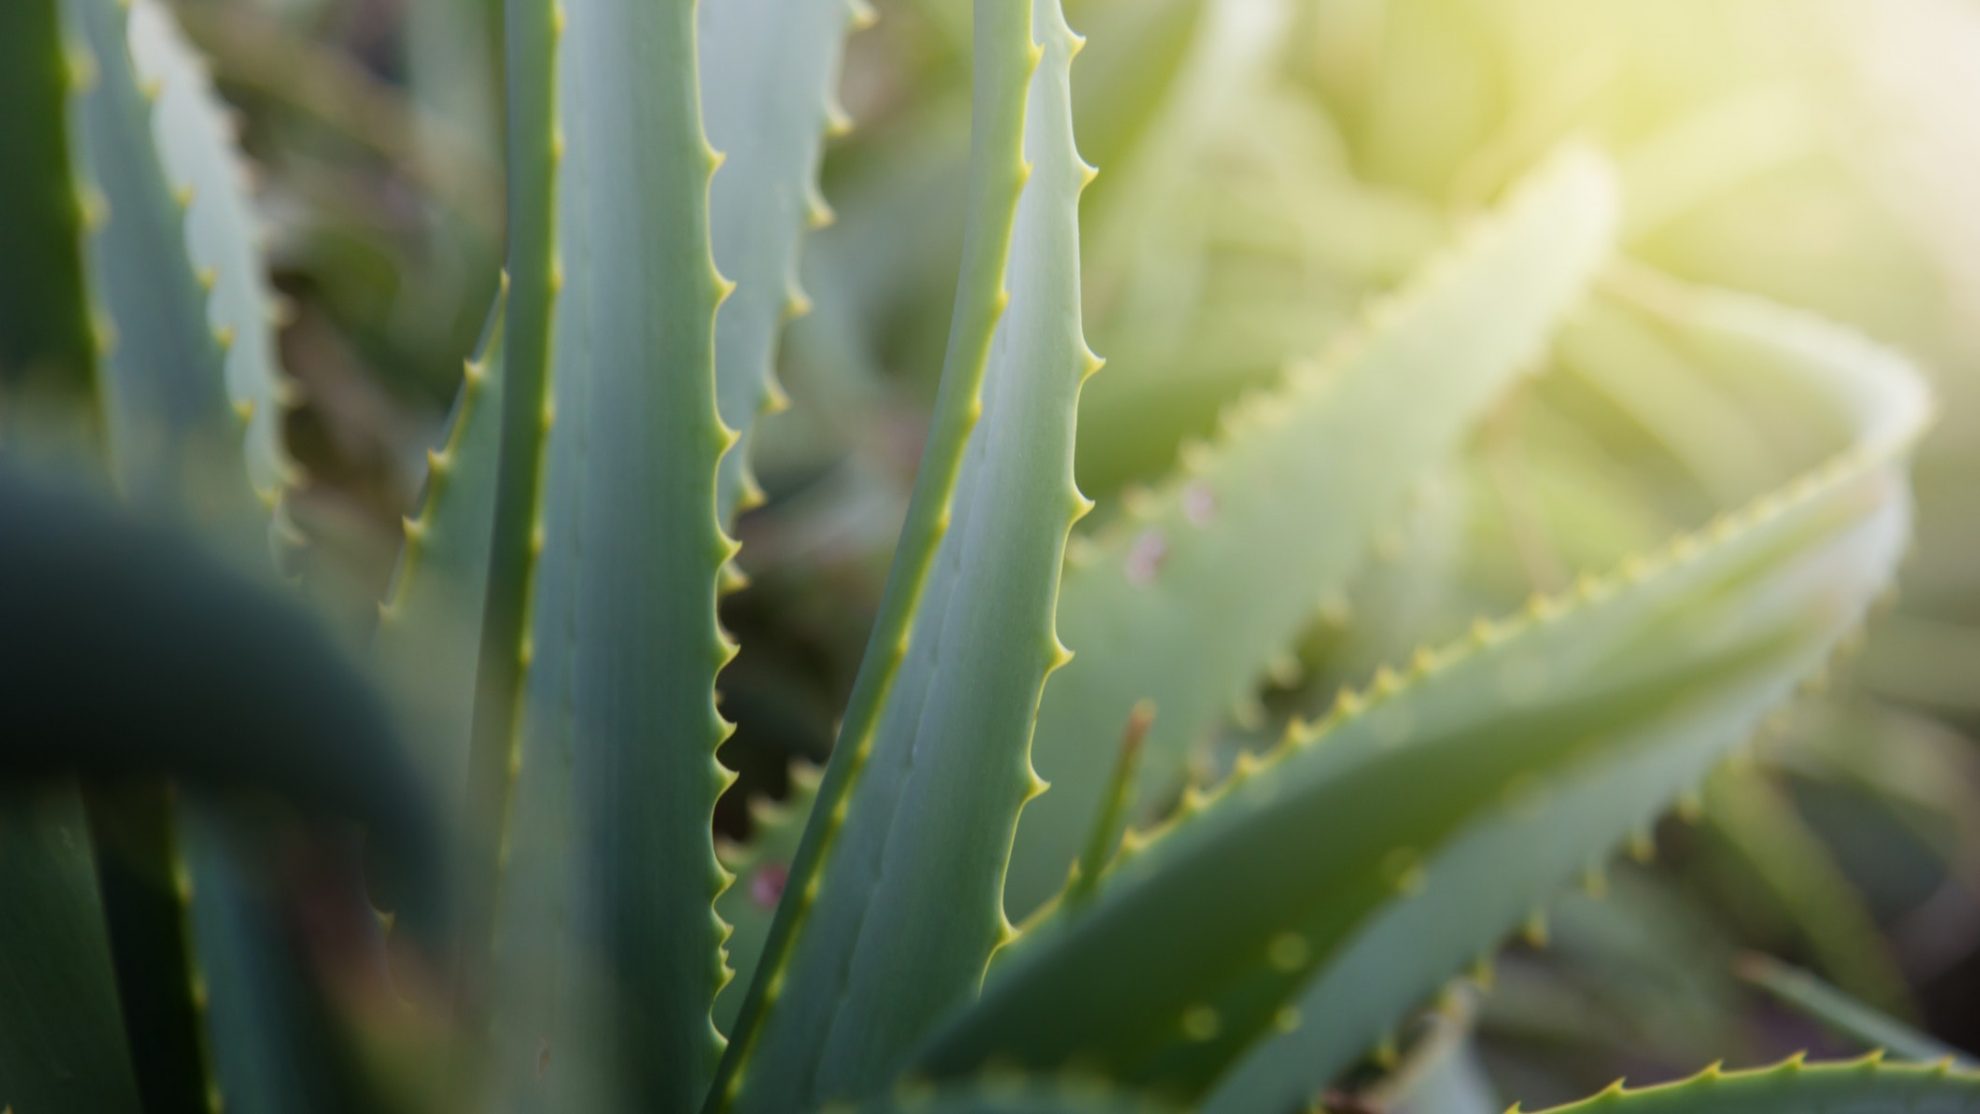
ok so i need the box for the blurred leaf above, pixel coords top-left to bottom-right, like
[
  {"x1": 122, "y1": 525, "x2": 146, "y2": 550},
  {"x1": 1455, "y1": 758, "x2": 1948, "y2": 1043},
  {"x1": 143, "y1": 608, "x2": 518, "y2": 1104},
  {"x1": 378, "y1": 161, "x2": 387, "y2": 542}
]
[
  {"x1": 1739, "y1": 954, "x2": 1970, "y2": 1066},
  {"x1": 915, "y1": 281, "x2": 1925, "y2": 1107},
  {"x1": 0, "y1": 0, "x2": 96, "y2": 418},
  {"x1": 1006, "y1": 146, "x2": 1619, "y2": 915},
  {"x1": 0, "y1": 791, "x2": 143, "y2": 1114},
  {"x1": 1517, "y1": 1055, "x2": 1980, "y2": 1113}
]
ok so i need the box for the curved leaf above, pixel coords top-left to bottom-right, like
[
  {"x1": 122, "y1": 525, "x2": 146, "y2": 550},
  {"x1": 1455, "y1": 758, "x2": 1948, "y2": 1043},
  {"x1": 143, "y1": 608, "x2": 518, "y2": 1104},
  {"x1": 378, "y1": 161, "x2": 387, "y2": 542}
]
[
  {"x1": 1006, "y1": 146, "x2": 1620, "y2": 915},
  {"x1": 914, "y1": 283, "x2": 1927, "y2": 1110},
  {"x1": 0, "y1": 470, "x2": 437, "y2": 900},
  {"x1": 50, "y1": 4, "x2": 343, "y2": 1110},
  {"x1": 63, "y1": 0, "x2": 254, "y2": 525},
  {"x1": 0, "y1": 8, "x2": 133, "y2": 1106},
  {"x1": 376, "y1": 304, "x2": 507, "y2": 830},
  {"x1": 126, "y1": 0, "x2": 295, "y2": 504}
]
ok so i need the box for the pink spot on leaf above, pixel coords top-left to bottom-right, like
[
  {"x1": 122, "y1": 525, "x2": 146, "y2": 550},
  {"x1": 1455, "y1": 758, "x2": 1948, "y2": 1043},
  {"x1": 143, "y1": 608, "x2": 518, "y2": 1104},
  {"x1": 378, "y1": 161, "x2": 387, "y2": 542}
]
[
  {"x1": 1126, "y1": 529, "x2": 1167, "y2": 586},
  {"x1": 1182, "y1": 482, "x2": 1217, "y2": 526},
  {"x1": 752, "y1": 862, "x2": 789, "y2": 909}
]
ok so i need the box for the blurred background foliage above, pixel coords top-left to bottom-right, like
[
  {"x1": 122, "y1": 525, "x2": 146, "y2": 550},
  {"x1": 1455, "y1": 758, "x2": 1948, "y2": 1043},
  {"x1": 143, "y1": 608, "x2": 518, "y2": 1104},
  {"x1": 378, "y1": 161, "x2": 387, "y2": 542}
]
[{"x1": 173, "y1": 0, "x2": 1980, "y2": 1105}]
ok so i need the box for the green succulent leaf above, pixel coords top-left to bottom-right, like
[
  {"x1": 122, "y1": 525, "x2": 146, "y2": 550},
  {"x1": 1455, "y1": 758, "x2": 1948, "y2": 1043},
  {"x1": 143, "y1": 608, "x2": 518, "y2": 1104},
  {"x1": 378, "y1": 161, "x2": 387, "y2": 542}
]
[
  {"x1": 176, "y1": 808, "x2": 362, "y2": 1114},
  {"x1": 472, "y1": 0, "x2": 736, "y2": 1108},
  {"x1": 1005, "y1": 145, "x2": 1620, "y2": 915},
  {"x1": 0, "y1": 471, "x2": 436, "y2": 898},
  {"x1": 0, "y1": 465, "x2": 438, "y2": 1114},
  {"x1": 1516, "y1": 1055, "x2": 1980, "y2": 1113},
  {"x1": 711, "y1": 0, "x2": 1095, "y2": 1106},
  {"x1": 714, "y1": 765, "x2": 822, "y2": 1036},
  {"x1": 81, "y1": 783, "x2": 211, "y2": 1114},
  {"x1": 125, "y1": 0, "x2": 294, "y2": 505},
  {"x1": 701, "y1": 0, "x2": 866, "y2": 518},
  {"x1": 376, "y1": 303, "x2": 507, "y2": 830},
  {"x1": 62, "y1": 0, "x2": 258, "y2": 525},
  {"x1": 0, "y1": 792, "x2": 143, "y2": 1114},
  {"x1": 914, "y1": 281, "x2": 1927, "y2": 1110},
  {"x1": 0, "y1": 13, "x2": 129, "y2": 1106},
  {"x1": 0, "y1": 0, "x2": 97, "y2": 418},
  {"x1": 50, "y1": 4, "x2": 356, "y2": 1111},
  {"x1": 1738, "y1": 955, "x2": 1970, "y2": 1067}
]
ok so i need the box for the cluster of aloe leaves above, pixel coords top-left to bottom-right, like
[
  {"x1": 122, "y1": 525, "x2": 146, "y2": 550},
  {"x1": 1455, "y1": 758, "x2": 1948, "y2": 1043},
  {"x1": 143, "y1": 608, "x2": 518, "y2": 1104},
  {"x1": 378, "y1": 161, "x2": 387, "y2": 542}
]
[{"x1": 1, "y1": 0, "x2": 1976, "y2": 1111}]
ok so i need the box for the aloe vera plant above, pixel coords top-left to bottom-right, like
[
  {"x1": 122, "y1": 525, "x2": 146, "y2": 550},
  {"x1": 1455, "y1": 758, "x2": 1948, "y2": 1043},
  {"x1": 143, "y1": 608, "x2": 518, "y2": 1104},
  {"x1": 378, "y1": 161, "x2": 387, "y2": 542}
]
[{"x1": 2, "y1": 0, "x2": 1976, "y2": 1112}]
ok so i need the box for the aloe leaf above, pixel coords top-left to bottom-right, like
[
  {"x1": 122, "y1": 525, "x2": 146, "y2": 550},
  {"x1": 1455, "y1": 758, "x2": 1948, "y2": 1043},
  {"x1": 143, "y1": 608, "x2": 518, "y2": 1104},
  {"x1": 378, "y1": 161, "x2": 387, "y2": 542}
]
[
  {"x1": 1516, "y1": 1055, "x2": 1980, "y2": 1113},
  {"x1": 397, "y1": 0, "x2": 863, "y2": 914},
  {"x1": 1738, "y1": 955, "x2": 1970, "y2": 1066},
  {"x1": 711, "y1": 0, "x2": 1094, "y2": 1106},
  {"x1": 474, "y1": 0, "x2": 735, "y2": 1107},
  {"x1": 914, "y1": 285, "x2": 1927, "y2": 1108},
  {"x1": 52, "y1": 4, "x2": 365, "y2": 1111},
  {"x1": 713, "y1": 765, "x2": 823, "y2": 1035},
  {"x1": 701, "y1": 0, "x2": 866, "y2": 518},
  {"x1": 0, "y1": 14, "x2": 129, "y2": 1105},
  {"x1": 80, "y1": 783, "x2": 211, "y2": 1114},
  {"x1": 62, "y1": 0, "x2": 256, "y2": 523},
  {"x1": 0, "y1": 470, "x2": 439, "y2": 914},
  {"x1": 176, "y1": 809, "x2": 360, "y2": 1113},
  {"x1": 1004, "y1": 146, "x2": 1620, "y2": 915},
  {"x1": 0, "y1": 792, "x2": 143, "y2": 1114},
  {"x1": 0, "y1": 0, "x2": 96, "y2": 418},
  {"x1": 125, "y1": 0, "x2": 295, "y2": 506},
  {"x1": 376, "y1": 303, "x2": 506, "y2": 828},
  {"x1": 0, "y1": 466, "x2": 440, "y2": 1114}
]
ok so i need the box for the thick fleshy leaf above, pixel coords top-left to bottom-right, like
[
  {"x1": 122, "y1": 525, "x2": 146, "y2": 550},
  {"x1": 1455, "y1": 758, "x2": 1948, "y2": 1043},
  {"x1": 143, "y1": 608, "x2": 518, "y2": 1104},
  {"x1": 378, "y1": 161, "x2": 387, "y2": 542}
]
[
  {"x1": 63, "y1": 0, "x2": 254, "y2": 521},
  {"x1": 473, "y1": 0, "x2": 736, "y2": 1108},
  {"x1": 126, "y1": 0, "x2": 294, "y2": 503},
  {"x1": 701, "y1": 0, "x2": 865, "y2": 518},
  {"x1": 53, "y1": 3, "x2": 347, "y2": 1110},
  {"x1": 0, "y1": 791, "x2": 143, "y2": 1114},
  {"x1": 914, "y1": 281, "x2": 1927, "y2": 1110},
  {"x1": 0, "y1": 470, "x2": 434, "y2": 890},
  {"x1": 0, "y1": 0, "x2": 96, "y2": 419},
  {"x1": 376, "y1": 304, "x2": 506, "y2": 828},
  {"x1": 1006, "y1": 146, "x2": 1620, "y2": 915},
  {"x1": 0, "y1": 7, "x2": 133, "y2": 1104},
  {"x1": 711, "y1": 0, "x2": 1096, "y2": 1106},
  {"x1": 713, "y1": 766, "x2": 821, "y2": 1035}
]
